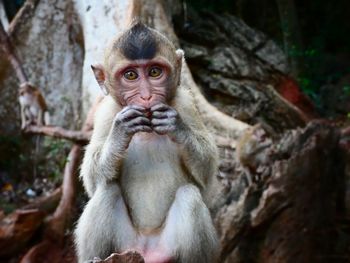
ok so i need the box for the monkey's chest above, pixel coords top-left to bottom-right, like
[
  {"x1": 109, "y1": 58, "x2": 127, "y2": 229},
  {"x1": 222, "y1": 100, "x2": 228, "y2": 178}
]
[{"x1": 120, "y1": 133, "x2": 187, "y2": 231}]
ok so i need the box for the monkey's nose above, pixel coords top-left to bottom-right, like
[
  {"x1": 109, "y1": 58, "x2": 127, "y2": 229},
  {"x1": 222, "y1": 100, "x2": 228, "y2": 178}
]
[
  {"x1": 140, "y1": 87, "x2": 153, "y2": 101},
  {"x1": 141, "y1": 94, "x2": 153, "y2": 101}
]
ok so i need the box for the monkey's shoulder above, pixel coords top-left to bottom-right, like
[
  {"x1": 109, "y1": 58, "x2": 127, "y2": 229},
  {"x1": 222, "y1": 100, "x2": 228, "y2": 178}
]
[
  {"x1": 174, "y1": 86, "x2": 209, "y2": 133},
  {"x1": 174, "y1": 86, "x2": 194, "y2": 107},
  {"x1": 94, "y1": 96, "x2": 121, "y2": 123}
]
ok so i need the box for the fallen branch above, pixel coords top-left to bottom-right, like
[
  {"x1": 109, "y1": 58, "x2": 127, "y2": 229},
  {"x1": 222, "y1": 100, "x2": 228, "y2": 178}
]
[{"x1": 24, "y1": 125, "x2": 91, "y2": 145}]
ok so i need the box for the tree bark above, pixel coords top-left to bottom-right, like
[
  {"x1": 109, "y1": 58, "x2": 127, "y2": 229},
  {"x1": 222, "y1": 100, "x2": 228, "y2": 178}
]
[{"x1": 215, "y1": 122, "x2": 345, "y2": 262}]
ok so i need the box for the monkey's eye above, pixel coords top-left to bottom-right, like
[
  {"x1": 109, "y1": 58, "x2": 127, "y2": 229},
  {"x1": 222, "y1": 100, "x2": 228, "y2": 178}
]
[
  {"x1": 149, "y1": 67, "x2": 162, "y2": 78},
  {"x1": 123, "y1": 70, "x2": 138, "y2": 80}
]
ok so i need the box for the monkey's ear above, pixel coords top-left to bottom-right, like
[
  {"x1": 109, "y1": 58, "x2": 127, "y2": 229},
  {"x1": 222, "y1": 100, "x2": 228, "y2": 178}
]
[
  {"x1": 91, "y1": 64, "x2": 109, "y2": 95},
  {"x1": 175, "y1": 49, "x2": 184, "y2": 86},
  {"x1": 175, "y1": 49, "x2": 184, "y2": 66},
  {"x1": 91, "y1": 64, "x2": 105, "y2": 86}
]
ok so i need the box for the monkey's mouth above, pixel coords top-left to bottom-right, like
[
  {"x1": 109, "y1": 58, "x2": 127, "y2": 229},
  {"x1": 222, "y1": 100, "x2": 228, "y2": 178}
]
[
  {"x1": 145, "y1": 110, "x2": 152, "y2": 119},
  {"x1": 138, "y1": 100, "x2": 158, "y2": 111}
]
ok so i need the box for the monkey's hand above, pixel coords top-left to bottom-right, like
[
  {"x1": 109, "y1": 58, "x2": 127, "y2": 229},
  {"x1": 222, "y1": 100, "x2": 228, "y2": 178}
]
[
  {"x1": 150, "y1": 103, "x2": 179, "y2": 135},
  {"x1": 98, "y1": 105, "x2": 152, "y2": 177},
  {"x1": 114, "y1": 105, "x2": 152, "y2": 136}
]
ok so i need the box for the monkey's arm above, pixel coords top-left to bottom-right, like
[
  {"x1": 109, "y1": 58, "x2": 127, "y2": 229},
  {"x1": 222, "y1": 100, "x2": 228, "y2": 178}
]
[
  {"x1": 151, "y1": 88, "x2": 218, "y2": 189},
  {"x1": 80, "y1": 97, "x2": 117, "y2": 197},
  {"x1": 81, "y1": 97, "x2": 151, "y2": 197},
  {"x1": 177, "y1": 102, "x2": 218, "y2": 189},
  {"x1": 177, "y1": 119, "x2": 218, "y2": 189}
]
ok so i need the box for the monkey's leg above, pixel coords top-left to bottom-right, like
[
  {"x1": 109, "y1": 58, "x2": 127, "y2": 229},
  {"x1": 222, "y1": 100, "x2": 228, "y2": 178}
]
[
  {"x1": 20, "y1": 106, "x2": 26, "y2": 129},
  {"x1": 21, "y1": 106, "x2": 30, "y2": 129},
  {"x1": 75, "y1": 183, "x2": 137, "y2": 263},
  {"x1": 26, "y1": 107, "x2": 35, "y2": 126},
  {"x1": 157, "y1": 184, "x2": 219, "y2": 263}
]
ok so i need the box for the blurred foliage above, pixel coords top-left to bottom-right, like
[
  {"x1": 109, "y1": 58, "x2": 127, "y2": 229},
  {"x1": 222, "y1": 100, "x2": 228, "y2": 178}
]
[
  {"x1": 0, "y1": 135, "x2": 69, "y2": 184},
  {"x1": 0, "y1": 135, "x2": 21, "y2": 174},
  {"x1": 40, "y1": 137, "x2": 70, "y2": 183},
  {"x1": 0, "y1": 134, "x2": 69, "y2": 213}
]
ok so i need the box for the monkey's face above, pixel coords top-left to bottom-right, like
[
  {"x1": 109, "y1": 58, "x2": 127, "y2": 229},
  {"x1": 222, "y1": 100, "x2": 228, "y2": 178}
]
[
  {"x1": 19, "y1": 84, "x2": 34, "y2": 96},
  {"x1": 92, "y1": 22, "x2": 183, "y2": 108},
  {"x1": 111, "y1": 57, "x2": 175, "y2": 109}
]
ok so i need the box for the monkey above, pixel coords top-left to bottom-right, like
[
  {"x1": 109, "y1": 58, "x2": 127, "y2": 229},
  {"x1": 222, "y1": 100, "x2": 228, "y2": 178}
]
[
  {"x1": 18, "y1": 82, "x2": 49, "y2": 129},
  {"x1": 236, "y1": 124, "x2": 274, "y2": 184},
  {"x1": 74, "y1": 22, "x2": 219, "y2": 263}
]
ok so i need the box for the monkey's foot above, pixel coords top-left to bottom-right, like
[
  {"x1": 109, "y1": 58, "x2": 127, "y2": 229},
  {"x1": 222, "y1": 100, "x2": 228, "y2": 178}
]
[{"x1": 142, "y1": 250, "x2": 173, "y2": 263}]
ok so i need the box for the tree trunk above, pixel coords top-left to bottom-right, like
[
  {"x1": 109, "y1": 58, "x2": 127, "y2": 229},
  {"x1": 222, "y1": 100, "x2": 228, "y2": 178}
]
[{"x1": 215, "y1": 122, "x2": 345, "y2": 263}]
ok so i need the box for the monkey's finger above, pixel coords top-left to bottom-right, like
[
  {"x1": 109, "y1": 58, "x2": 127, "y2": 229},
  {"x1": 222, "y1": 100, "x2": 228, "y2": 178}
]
[
  {"x1": 121, "y1": 104, "x2": 147, "y2": 112},
  {"x1": 153, "y1": 125, "x2": 176, "y2": 135},
  {"x1": 128, "y1": 105, "x2": 148, "y2": 112},
  {"x1": 152, "y1": 110, "x2": 177, "y2": 119},
  {"x1": 128, "y1": 125, "x2": 153, "y2": 134},
  {"x1": 150, "y1": 103, "x2": 170, "y2": 112},
  {"x1": 119, "y1": 105, "x2": 148, "y2": 116},
  {"x1": 127, "y1": 116, "x2": 151, "y2": 127},
  {"x1": 151, "y1": 117, "x2": 176, "y2": 126},
  {"x1": 120, "y1": 109, "x2": 147, "y2": 121}
]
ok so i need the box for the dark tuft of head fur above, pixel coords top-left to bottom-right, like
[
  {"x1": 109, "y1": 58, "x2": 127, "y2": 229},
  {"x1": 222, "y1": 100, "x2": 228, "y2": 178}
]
[{"x1": 116, "y1": 22, "x2": 157, "y2": 60}]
